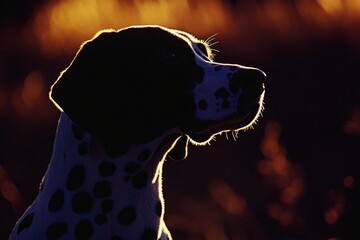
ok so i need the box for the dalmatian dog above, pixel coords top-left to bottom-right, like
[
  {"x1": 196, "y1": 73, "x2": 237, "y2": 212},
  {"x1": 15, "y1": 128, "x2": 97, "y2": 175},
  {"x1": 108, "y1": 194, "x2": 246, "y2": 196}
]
[{"x1": 10, "y1": 25, "x2": 265, "y2": 240}]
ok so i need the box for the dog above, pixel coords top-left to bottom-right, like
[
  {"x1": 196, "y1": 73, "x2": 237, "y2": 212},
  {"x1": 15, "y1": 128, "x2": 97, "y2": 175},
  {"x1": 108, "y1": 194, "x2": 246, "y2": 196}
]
[{"x1": 10, "y1": 25, "x2": 265, "y2": 240}]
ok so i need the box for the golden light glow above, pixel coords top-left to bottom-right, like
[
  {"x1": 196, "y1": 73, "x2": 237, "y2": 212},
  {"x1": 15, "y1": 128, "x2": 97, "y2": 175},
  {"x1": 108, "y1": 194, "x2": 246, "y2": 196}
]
[
  {"x1": 261, "y1": 122, "x2": 281, "y2": 158},
  {"x1": 31, "y1": 0, "x2": 231, "y2": 56},
  {"x1": 1, "y1": 180, "x2": 21, "y2": 206},
  {"x1": 344, "y1": 108, "x2": 360, "y2": 135},
  {"x1": 267, "y1": 203, "x2": 293, "y2": 226},
  {"x1": 22, "y1": 71, "x2": 44, "y2": 108},
  {"x1": 324, "y1": 190, "x2": 344, "y2": 225},
  {"x1": 259, "y1": 122, "x2": 305, "y2": 225},
  {"x1": 325, "y1": 209, "x2": 339, "y2": 225},
  {"x1": 280, "y1": 180, "x2": 303, "y2": 205},
  {"x1": 0, "y1": 165, "x2": 25, "y2": 215},
  {"x1": 209, "y1": 180, "x2": 247, "y2": 215},
  {"x1": 343, "y1": 175, "x2": 355, "y2": 188},
  {"x1": 11, "y1": 71, "x2": 47, "y2": 116},
  {"x1": 29, "y1": 0, "x2": 360, "y2": 58},
  {"x1": 317, "y1": 0, "x2": 343, "y2": 15}
]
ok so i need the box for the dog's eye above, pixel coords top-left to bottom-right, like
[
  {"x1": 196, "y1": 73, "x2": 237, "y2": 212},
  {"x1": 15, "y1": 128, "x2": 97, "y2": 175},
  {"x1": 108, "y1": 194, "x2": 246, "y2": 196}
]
[
  {"x1": 196, "y1": 43, "x2": 208, "y2": 56},
  {"x1": 195, "y1": 43, "x2": 213, "y2": 61},
  {"x1": 163, "y1": 53, "x2": 182, "y2": 65}
]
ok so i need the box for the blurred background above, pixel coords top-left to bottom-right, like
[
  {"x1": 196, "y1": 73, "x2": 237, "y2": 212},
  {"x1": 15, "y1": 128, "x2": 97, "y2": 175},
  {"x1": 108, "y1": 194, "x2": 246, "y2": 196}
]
[{"x1": 1, "y1": 0, "x2": 360, "y2": 239}]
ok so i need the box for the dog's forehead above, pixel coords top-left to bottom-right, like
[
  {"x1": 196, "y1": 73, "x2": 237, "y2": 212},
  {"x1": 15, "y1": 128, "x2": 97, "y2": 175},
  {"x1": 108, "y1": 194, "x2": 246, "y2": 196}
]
[
  {"x1": 170, "y1": 29, "x2": 200, "y2": 43},
  {"x1": 120, "y1": 26, "x2": 207, "y2": 52},
  {"x1": 122, "y1": 26, "x2": 200, "y2": 42}
]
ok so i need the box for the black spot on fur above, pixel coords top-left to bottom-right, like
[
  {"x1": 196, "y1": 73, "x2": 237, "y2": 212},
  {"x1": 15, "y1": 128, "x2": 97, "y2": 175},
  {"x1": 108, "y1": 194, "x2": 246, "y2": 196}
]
[
  {"x1": 93, "y1": 181, "x2": 112, "y2": 198},
  {"x1": 98, "y1": 161, "x2": 115, "y2": 177},
  {"x1": 214, "y1": 65, "x2": 222, "y2": 71},
  {"x1": 72, "y1": 123, "x2": 86, "y2": 140},
  {"x1": 94, "y1": 214, "x2": 107, "y2": 225},
  {"x1": 141, "y1": 228, "x2": 157, "y2": 240},
  {"x1": 48, "y1": 189, "x2": 64, "y2": 212},
  {"x1": 138, "y1": 149, "x2": 150, "y2": 162},
  {"x1": 74, "y1": 219, "x2": 93, "y2": 240},
  {"x1": 198, "y1": 99, "x2": 207, "y2": 110},
  {"x1": 132, "y1": 171, "x2": 148, "y2": 189},
  {"x1": 46, "y1": 222, "x2": 67, "y2": 240},
  {"x1": 66, "y1": 165, "x2": 85, "y2": 191},
  {"x1": 214, "y1": 87, "x2": 229, "y2": 99},
  {"x1": 17, "y1": 212, "x2": 35, "y2": 234},
  {"x1": 72, "y1": 191, "x2": 94, "y2": 214},
  {"x1": 117, "y1": 206, "x2": 136, "y2": 225},
  {"x1": 196, "y1": 42, "x2": 207, "y2": 56},
  {"x1": 78, "y1": 142, "x2": 88, "y2": 156},
  {"x1": 101, "y1": 199, "x2": 113, "y2": 213},
  {"x1": 156, "y1": 201, "x2": 162, "y2": 217},
  {"x1": 124, "y1": 162, "x2": 141, "y2": 174},
  {"x1": 222, "y1": 101, "x2": 230, "y2": 109}
]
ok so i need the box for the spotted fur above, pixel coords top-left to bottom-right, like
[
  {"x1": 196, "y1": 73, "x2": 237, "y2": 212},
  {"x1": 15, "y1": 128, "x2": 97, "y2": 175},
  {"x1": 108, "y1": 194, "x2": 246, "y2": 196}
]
[{"x1": 10, "y1": 25, "x2": 265, "y2": 240}]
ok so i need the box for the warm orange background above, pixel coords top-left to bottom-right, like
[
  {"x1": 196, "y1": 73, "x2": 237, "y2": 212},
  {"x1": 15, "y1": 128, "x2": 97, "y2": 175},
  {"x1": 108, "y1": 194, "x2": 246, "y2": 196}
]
[{"x1": 1, "y1": 0, "x2": 360, "y2": 239}]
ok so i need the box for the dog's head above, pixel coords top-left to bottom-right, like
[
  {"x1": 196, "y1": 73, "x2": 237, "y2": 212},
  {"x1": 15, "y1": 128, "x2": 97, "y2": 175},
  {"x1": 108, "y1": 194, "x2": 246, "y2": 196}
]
[{"x1": 50, "y1": 25, "x2": 265, "y2": 157}]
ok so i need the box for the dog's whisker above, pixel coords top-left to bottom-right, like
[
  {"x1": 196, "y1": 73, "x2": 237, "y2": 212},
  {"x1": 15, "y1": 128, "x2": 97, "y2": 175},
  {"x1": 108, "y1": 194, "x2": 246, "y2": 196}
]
[
  {"x1": 208, "y1": 41, "x2": 219, "y2": 47},
  {"x1": 232, "y1": 131, "x2": 237, "y2": 141},
  {"x1": 233, "y1": 130, "x2": 238, "y2": 140},
  {"x1": 205, "y1": 33, "x2": 219, "y2": 45}
]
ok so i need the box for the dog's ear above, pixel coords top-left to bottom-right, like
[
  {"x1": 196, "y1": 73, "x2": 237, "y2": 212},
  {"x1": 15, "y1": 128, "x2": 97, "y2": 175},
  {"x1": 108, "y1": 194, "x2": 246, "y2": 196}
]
[{"x1": 50, "y1": 30, "x2": 122, "y2": 137}]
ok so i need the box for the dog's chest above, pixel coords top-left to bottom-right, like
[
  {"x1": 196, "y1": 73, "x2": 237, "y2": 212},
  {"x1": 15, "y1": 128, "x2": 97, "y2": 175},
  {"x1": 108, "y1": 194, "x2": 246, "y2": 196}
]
[{"x1": 10, "y1": 113, "x2": 170, "y2": 240}]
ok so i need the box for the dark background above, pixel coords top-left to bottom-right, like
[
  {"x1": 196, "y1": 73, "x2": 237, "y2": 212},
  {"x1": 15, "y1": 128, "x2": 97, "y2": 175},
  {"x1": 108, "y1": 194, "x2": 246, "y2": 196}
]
[{"x1": 1, "y1": 0, "x2": 360, "y2": 239}]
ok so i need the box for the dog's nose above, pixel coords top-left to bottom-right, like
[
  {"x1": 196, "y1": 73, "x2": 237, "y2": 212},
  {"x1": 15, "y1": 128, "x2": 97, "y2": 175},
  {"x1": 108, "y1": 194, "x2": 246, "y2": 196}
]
[{"x1": 229, "y1": 68, "x2": 266, "y2": 94}]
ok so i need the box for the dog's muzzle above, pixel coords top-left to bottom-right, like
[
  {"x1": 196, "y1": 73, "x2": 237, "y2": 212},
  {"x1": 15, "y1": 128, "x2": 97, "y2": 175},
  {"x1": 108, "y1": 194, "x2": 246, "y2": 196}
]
[
  {"x1": 187, "y1": 64, "x2": 266, "y2": 143},
  {"x1": 229, "y1": 67, "x2": 266, "y2": 114}
]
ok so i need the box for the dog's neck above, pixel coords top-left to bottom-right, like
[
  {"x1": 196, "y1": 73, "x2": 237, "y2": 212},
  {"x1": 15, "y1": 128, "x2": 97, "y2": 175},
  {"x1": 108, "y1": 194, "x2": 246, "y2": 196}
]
[{"x1": 41, "y1": 113, "x2": 175, "y2": 239}]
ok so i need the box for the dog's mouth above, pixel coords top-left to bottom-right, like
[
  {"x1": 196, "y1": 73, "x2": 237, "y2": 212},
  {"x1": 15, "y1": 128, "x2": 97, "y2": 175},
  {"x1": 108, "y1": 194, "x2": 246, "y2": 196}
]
[{"x1": 188, "y1": 90, "x2": 265, "y2": 144}]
